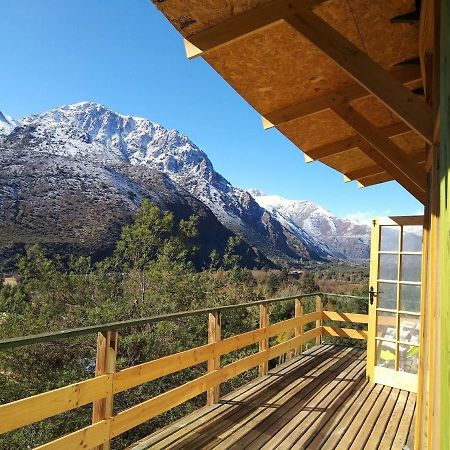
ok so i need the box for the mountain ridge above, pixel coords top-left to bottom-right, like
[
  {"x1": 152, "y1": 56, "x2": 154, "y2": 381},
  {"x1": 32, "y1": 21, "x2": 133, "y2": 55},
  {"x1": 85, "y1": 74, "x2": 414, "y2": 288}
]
[{"x1": 0, "y1": 102, "x2": 370, "y2": 266}]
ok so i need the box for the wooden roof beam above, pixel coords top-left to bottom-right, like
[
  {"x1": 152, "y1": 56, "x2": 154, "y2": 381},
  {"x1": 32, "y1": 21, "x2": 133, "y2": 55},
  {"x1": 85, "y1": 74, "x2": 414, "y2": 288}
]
[
  {"x1": 285, "y1": 10, "x2": 434, "y2": 145},
  {"x1": 345, "y1": 154, "x2": 426, "y2": 181},
  {"x1": 331, "y1": 102, "x2": 427, "y2": 203},
  {"x1": 262, "y1": 65, "x2": 422, "y2": 129},
  {"x1": 306, "y1": 122, "x2": 411, "y2": 160},
  {"x1": 183, "y1": 0, "x2": 324, "y2": 60},
  {"x1": 357, "y1": 160, "x2": 427, "y2": 187}
]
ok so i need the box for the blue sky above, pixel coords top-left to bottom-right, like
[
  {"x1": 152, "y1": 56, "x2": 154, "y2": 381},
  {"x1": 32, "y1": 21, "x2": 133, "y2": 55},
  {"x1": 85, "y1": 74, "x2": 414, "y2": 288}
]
[{"x1": 1, "y1": 0, "x2": 423, "y2": 221}]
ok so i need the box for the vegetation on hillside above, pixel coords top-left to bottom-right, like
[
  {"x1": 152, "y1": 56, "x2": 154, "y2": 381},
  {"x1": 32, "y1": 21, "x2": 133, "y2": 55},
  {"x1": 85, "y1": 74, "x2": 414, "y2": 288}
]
[{"x1": 0, "y1": 200, "x2": 368, "y2": 449}]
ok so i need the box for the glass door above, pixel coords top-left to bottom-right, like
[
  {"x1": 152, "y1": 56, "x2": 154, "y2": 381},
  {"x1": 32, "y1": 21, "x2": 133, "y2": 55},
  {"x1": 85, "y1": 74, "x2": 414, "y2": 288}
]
[{"x1": 367, "y1": 216, "x2": 423, "y2": 393}]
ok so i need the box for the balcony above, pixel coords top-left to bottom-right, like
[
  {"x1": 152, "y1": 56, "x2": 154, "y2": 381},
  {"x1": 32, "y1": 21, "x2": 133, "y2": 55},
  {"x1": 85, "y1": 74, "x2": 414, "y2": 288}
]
[{"x1": 0, "y1": 293, "x2": 416, "y2": 449}]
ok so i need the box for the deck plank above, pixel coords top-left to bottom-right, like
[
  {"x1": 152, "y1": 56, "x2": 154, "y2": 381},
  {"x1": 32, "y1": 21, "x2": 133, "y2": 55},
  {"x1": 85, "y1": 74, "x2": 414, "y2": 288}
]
[
  {"x1": 207, "y1": 347, "x2": 352, "y2": 450},
  {"x1": 212, "y1": 347, "x2": 358, "y2": 450},
  {"x1": 179, "y1": 347, "x2": 351, "y2": 450},
  {"x1": 131, "y1": 345, "x2": 333, "y2": 449},
  {"x1": 364, "y1": 388, "x2": 400, "y2": 450},
  {"x1": 127, "y1": 344, "x2": 416, "y2": 450},
  {"x1": 378, "y1": 389, "x2": 408, "y2": 449}
]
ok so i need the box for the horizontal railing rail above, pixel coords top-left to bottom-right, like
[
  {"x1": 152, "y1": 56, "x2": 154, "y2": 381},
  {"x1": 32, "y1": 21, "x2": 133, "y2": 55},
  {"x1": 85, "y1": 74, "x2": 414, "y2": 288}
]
[
  {"x1": 0, "y1": 291, "x2": 368, "y2": 450},
  {"x1": 0, "y1": 292, "x2": 322, "y2": 351}
]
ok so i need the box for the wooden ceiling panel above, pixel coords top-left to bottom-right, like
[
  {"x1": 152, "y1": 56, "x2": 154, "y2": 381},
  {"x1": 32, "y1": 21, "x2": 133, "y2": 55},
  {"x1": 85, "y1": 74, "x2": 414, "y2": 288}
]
[
  {"x1": 320, "y1": 147, "x2": 375, "y2": 173},
  {"x1": 278, "y1": 109, "x2": 356, "y2": 152},
  {"x1": 152, "y1": 0, "x2": 423, "y2": 194},
  {"x1": 346, "y1": 0, "x2": 419, "y2": 67},
  {"x1": 205, "y1": 21, "x2": 355, "y2": 114}
]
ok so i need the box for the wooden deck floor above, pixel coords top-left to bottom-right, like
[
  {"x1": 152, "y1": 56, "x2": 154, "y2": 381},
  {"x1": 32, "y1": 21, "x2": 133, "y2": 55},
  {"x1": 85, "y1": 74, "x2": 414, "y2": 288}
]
[{"x1": 129, "y1": 344, "x2": 416, "y2": 450}]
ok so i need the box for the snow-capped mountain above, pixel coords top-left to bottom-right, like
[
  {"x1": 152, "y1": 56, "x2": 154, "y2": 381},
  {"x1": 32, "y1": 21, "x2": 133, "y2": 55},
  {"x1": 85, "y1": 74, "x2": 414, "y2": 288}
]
[
  {"x1": 0, "y1": 102, "x2": 370, "y2": 266},
  {"x1": 248, "y1": 190, "x2": 370, "y2": 260},
  {"x1": 0, "y1": 111, "x2": 19, "y2": 135}
]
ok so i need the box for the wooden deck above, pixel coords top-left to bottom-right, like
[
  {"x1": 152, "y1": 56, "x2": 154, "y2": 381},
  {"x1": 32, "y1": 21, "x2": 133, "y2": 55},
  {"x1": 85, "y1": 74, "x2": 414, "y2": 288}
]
[{"x1": 130, "y1": 345, "x2": 416, "y2": 450}]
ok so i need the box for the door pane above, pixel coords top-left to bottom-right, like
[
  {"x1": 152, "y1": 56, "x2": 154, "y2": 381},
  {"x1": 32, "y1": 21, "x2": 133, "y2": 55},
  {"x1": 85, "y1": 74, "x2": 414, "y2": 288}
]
[
  {"x1": 400, "y1": 284, "x2": 421, "y2": 312},
  {"x1": 377, "y1": 311, "x2": 397, "y2": 340},
  {"x1": 378, "y1": 282, "x2": 397, "y2": 309},
  {"x1": 399, "y1": 314, "x2": 420, "y2": 344},
  {"x1": 376, "y1": 341, "x2": 396, "y2": 369},
  {"x1": 401, "y1": 255, "x2": 422, "y2": 282},
  {"x1": 399, "y1": 344, "x2": 419, "y2": 374},
  {"x1": 380, "y1": 226, "x2": 400, "y2": 251},
  {"x1": 379, "y1": 254, "x2": 399, "y2": 280},
  {"x1": 402, "y1": 226, "x2": 423, "y2": 252}
]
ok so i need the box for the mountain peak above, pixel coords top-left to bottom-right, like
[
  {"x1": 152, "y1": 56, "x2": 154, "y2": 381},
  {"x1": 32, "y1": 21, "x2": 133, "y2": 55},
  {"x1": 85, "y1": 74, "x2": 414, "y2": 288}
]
[{"x1": 0, "y1": 111, "x2": 19, "y2": 135}]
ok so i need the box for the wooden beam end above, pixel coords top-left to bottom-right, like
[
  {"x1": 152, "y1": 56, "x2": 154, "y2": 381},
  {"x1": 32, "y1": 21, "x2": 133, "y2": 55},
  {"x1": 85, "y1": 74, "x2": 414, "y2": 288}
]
[
  {"x1": 262, "y1": 116, "x2": 274, "y2": 130},
  {"x1": 304, "y1": 153, "x2": 314, "y2": 163},
  {"x1": 184, "y1": 39, "x2": 202, "y2": 59}
]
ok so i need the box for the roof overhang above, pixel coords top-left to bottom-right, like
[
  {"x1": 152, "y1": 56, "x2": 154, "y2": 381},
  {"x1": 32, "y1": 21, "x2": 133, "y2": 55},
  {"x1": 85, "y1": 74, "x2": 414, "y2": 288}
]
[{"x1": 152, "y1": 0, "x2": 431, "y2": 203}]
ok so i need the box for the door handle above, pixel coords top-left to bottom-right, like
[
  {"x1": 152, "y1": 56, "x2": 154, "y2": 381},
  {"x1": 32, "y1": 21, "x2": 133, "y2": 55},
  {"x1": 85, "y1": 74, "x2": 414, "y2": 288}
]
[{"x1": 369, "y1": 286, "x2": 378, "y2": 305}]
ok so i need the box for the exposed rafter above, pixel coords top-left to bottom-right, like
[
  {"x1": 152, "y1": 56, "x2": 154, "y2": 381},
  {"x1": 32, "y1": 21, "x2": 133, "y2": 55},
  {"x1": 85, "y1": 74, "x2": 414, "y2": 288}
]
[
  {"x1": 184, "y1": 0, "x2": 432, "y2": 144},
  {"x1": 262, "y1": 66, "x2": 422, "y2": 129},
  {"x1": 285, "y1": 10, "x2": 433, "y2": 145},
  {"x1": 345, "y1": 154, "x2": 426, "y2": 181},
  {"x1": 331, "y1": 102, "x2": 427, "y2": 202},
  {"x1": 305, "y1": 122, "x2": 410, "y2": 160},
  {"x1": 184, "y1": 0, "x2": 324, "y2": 59}
]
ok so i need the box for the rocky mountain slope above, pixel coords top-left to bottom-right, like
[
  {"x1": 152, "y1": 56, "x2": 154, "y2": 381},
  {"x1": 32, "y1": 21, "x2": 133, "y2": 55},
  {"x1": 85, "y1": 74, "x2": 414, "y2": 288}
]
[
  {"x1": 248, "y1": 190, "x2": 370, "y2": 260},
  {"x1": 0, "y1": 102, "x2": 370, "y2": 268}
]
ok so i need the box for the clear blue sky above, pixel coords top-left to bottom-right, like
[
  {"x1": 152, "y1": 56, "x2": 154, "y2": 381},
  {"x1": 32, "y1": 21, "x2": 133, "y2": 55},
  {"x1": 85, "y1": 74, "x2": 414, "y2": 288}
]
[{"x1": 1, "y1": 0, "x2": 423, "y2": 221}]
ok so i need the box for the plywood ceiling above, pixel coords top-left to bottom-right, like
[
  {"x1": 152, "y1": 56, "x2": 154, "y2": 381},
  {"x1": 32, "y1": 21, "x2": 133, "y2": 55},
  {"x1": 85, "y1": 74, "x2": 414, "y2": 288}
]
[{"x1": 152, "y1": 0, "x2": 427, "y2": 200}]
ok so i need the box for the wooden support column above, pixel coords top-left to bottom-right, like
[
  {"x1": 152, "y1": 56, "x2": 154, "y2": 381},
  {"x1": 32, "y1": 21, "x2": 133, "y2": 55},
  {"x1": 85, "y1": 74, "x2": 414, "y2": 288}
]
[
  {"x1": 315, "y1": 295, "x2": 323, "y2": 346},
  {"x1": 294, "y1": 298, "x2": 303, "y2": 356},
  {"x1": 259, "y1": 303, "x2": 269, "y2": 377},
  {"x1": 92, "y1": 330, "x2": 118, "y2": 450},
  {"x1": 207, "y1": 311, "x2": 221, "y2": 405}
]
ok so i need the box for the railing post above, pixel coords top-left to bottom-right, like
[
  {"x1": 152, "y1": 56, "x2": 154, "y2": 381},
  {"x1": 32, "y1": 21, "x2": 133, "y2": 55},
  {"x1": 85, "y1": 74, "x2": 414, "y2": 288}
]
[
  {"x1": 295, "y1": 298, "x2": 303, "y2": 356},
  {"x1": 92, "y1": 330, "x2": 118, "y2": 450},
  {"x1": 259, "y1": 303, "x2": 269, "y2": 377},
  {"x1": 316, "y1": 294, "x2": 323, "y2": 346},
  {"x1": 207, "y1": 311, "x2": 221, "y2": 405}
]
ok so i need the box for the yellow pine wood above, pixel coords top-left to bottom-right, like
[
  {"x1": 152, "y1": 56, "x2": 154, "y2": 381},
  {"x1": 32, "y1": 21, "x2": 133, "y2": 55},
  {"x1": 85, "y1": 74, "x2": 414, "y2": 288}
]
[
  {"x1": 331, "y1": 102, "x2": 427, "y2": 203},
  {"x1": 365, "y1": 388, "x2": 401, "y2": 450},
  {"x1": 315, "y1": 295, "x2": 323, "y2": 346},
  {"x1": 261, "y1": 353, "x2": 366, "y2": 449},
  {"x1": 110, "y1": 328, "x2": 321, "y2": 438},
  {"x1": 34, "y1": 420, "x2": 110, "y2": 450},
  {"x1": 92, "y1": 331, "x2": 118, "y2": 450},
  {"x1": 322, "y1": 326, "x2": 368, "y2": 340},
  {"x1": 207, "y1": 311, "x2": 221, "y2": 405},
  {"x1": 294, "y1": 298, "x2": 303, "y2": 356},
  {"x1": 0, "y1": 374, "x2": 111, "y2": 434},
  {"x1": 113, "y1": 313, "x2": 320, "y2": 394},
  {"x1": 285, "y1": 10, "x2": 433, "y2": 145},
  {"x1": 322, "y1": 311, "x2": 369, "y2": 324},
  {"x1": 259, "y1": 303, "x2": 270, "y2": 376},
  {"x1": 264, "y1": 66, "x2": 421, "y2": 127},
  {"x1": 185, "y1": 0, "x2": 324, "y2": 58},
  {"x1": 211, "y1": 347, "x2": 353, "y2": 450}
]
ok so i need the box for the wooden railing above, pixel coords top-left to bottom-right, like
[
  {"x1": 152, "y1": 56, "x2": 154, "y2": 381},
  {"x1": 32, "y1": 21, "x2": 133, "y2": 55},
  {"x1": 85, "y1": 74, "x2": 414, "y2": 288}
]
[{"x1": 0, "y1": 292, "x2": 368, "y2": 450}]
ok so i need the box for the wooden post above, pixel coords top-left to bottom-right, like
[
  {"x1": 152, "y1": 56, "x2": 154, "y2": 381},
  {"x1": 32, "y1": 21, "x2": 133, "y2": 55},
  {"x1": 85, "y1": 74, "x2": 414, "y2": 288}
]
[
  {"x1": 294, "y1": 298, "x2": 303, "y2": 356},
  {"x1": 92, "y1": 330, "x2": 118, "y2": 450},
  {"x1": 315, "y1": 295, "x2": 323, "y2": 346},
  {"x1": 207, "y1": 311, "x2": 221, "y2": 405},
  {"x1": 259, "y1": 303, "x2": 269, "y2": 377}
]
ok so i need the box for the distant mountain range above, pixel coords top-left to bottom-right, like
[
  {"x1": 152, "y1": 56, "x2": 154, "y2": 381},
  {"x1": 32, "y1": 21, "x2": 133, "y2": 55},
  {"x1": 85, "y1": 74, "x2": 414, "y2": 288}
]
[{"x1": 0, "y1": 102, "x2": 370, "y2": 270}]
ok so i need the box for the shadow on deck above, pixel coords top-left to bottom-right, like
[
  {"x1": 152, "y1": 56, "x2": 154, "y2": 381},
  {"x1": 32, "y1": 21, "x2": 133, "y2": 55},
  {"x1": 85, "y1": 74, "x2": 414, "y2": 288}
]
[{"x1": 130, "y1": 344, "x2": 416, "y2": 450}]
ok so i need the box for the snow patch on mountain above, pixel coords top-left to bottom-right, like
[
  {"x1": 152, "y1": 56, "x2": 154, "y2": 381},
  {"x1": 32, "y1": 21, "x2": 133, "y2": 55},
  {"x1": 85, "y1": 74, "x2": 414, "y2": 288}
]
[
  {"x1": 1, "y1": 102, "x2": 371, "y2": 263},
  {"x1": 248, "y1": 190, "x2": 371, "y2": 260},
  {"x1": 0, "y1": 112, "x2": 19, "y2": 135}
]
